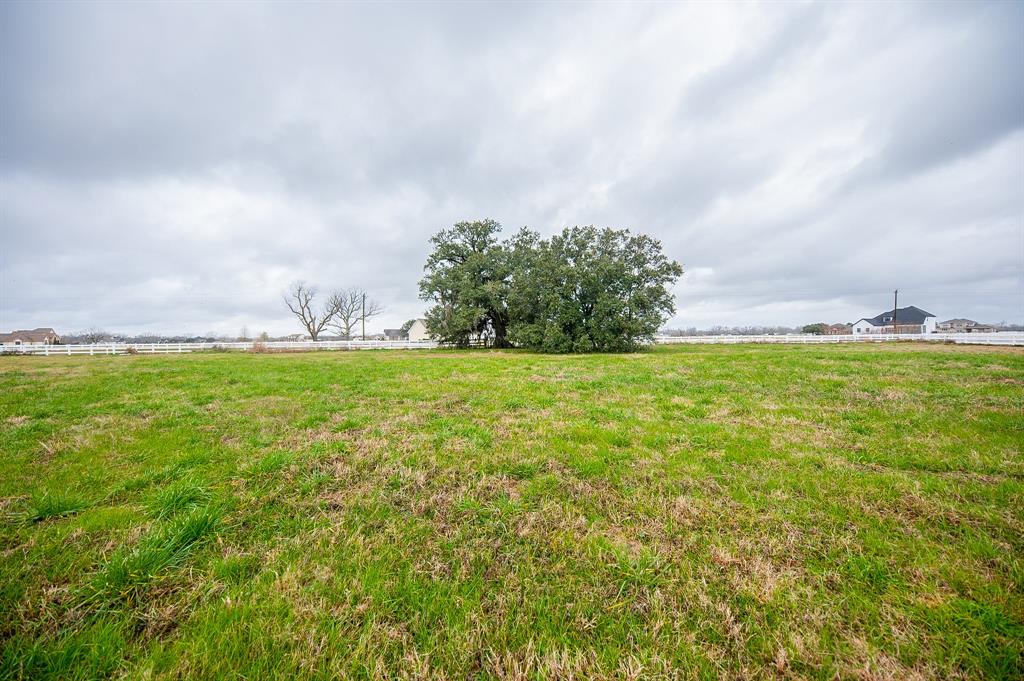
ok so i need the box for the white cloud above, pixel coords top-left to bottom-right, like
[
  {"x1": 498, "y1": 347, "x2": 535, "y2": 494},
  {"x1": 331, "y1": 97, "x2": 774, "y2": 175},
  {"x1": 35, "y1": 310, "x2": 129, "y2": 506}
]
[{"x1": 1, "y1": 1, "x2": 1021, "y2": 335}]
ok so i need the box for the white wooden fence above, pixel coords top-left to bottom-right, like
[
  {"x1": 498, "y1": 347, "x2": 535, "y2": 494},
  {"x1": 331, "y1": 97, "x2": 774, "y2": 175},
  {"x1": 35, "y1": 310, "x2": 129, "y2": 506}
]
[
  {"x1": 653, "y1": 332, "x2": 1024, "y2": 347},
  {"x1": 0, "y1": 339, "x2": 439, "y2": 356},
  {"x1": 2, "y1": 333, "x2": 1022, "y2": 356}
]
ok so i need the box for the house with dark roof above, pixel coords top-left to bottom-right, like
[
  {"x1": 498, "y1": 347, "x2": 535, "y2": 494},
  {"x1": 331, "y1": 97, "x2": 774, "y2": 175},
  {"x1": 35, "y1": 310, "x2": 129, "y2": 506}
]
[
  {"x1": 383, "y1": 328, "x2": 405, "y2": 341},
  {"x1": 0, "y1": 328, "x2": 61, "y2": 345},
  {"x1": 851, "y1": 307, "x2": 936, "y2": 335}
]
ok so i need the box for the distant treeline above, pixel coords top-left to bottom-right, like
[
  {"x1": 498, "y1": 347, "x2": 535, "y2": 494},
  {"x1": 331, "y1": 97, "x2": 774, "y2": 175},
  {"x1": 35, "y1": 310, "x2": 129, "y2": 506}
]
[
  {"x1": 662, "y1": 323, "x2": 1024, "y2": 336},
  {"x1": 659, "y1": 326, "x2": 800, "y2": 337},
  {"x1": 62, "y1": 331, "x2": 278, "y2": 344}
]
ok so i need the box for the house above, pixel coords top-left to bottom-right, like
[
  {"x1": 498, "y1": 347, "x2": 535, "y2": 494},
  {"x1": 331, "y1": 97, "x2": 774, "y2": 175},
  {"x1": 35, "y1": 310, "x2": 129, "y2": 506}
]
[
  {"x1": 407, "y1": 319, "x2": 430, "y2": 342},
  {"x1": 937, "y1": 318, "x2": 973, "y2": 332},
  {"x1": 0, "y1": 327, "x2": 61, "y2": 345},
  {"x1": 936, "y1": 318, "x2": 996, "y2": 333},
  {"x1": 851, "y1": 307, "x2": 936, "y2": 335},
  {"x1": 826, "y1": 323, "x2": 851, "y2": 335},
  {"x1": 383, "y1": 328, "x2": 405, "y2": 341}
]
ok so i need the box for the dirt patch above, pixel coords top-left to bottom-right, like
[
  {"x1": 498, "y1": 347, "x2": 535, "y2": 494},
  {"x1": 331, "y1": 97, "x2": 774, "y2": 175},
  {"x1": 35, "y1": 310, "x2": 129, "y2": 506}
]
[{"x1": 987, "y1": 376, "x2": 1024, "y2": 386}]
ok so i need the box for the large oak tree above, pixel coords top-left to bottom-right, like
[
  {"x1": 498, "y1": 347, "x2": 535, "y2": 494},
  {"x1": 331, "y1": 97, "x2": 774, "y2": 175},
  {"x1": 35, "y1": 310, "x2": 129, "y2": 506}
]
[
  {"x1": 419, "y1": 221, "x2": 682, "y2": 352},
  {"x1": 508, "y1": 226, "x2": 683, "y2": 352},
  {"x1": 418, "y1": 219, "x2": 513, "y2": 347}
]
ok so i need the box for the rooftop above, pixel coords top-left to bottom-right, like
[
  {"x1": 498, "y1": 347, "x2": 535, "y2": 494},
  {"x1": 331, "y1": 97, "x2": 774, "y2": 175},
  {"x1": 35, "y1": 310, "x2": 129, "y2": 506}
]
[{"x1": 860, "y1": 306, "x2": 935, "y2": 326}]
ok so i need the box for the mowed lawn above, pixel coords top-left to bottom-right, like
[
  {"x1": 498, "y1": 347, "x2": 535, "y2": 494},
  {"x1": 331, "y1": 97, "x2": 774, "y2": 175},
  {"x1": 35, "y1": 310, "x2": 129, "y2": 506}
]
[{"x1": 1, "y1": 344, "x2": 1022, "y2": 680}]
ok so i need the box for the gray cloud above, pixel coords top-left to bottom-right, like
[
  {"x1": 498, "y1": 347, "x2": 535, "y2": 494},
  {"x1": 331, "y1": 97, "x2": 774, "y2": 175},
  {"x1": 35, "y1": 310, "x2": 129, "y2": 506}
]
[{"x1": 1, "y1": 0, "x2": 1021, "y2": 336}]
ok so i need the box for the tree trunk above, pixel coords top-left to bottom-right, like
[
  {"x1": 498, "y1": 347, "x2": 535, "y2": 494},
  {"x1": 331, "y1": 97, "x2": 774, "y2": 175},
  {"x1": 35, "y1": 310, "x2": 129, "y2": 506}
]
[{"x1": 492, "y1": 317, "x2": 511, "y2": 348}]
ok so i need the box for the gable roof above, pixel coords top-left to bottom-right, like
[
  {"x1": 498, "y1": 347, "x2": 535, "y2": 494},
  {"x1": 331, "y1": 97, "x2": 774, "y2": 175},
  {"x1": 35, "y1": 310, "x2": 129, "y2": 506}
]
[
  {"x1": 859, "y1": 306, "x2": 935, "y2": 326},
  {"x1": 0, "y1": 328, "x2": 59, "y2": 342}
]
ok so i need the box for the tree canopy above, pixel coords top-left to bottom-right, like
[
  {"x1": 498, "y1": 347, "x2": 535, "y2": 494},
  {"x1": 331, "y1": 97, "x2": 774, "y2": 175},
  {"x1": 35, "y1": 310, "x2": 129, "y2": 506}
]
[
  {"x1": 801, "y1": 323, "x2": 829, "y2": 335},
  {"x1": 419, "y1": 220, "x2": 683, "y2": 352},
  {"x1": 418, "y1": 219, "x2": 512, "y2": 347}
]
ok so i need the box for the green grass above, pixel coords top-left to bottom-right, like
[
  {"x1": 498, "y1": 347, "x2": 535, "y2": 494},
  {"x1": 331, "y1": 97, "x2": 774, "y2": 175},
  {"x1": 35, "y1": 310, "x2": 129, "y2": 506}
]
[
  {"x1": 146, "y1": 478, "x2": 211, "y2": 520},
  {"x1": 0, "y1": 343, "x2": 1021, "y2": 679},
  {"x1": 24, "y1": 492, "x2": 90, "y2": 523}
]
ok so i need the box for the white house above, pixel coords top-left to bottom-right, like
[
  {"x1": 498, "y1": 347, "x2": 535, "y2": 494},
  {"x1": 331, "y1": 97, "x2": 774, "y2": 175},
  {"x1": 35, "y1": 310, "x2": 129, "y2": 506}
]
[
  {"x1": 407, "y1": 319, "x2": 430, "y2": 342},
  {"x1": 852, "y1": 306, "x2": 937, "y2": 335}
]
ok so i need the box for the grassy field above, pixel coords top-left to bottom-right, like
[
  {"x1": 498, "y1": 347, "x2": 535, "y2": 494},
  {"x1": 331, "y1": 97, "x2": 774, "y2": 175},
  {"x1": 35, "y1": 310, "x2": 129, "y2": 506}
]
[{"x1": 0, "y1": 344, "x2": 1022, "y2": 680}]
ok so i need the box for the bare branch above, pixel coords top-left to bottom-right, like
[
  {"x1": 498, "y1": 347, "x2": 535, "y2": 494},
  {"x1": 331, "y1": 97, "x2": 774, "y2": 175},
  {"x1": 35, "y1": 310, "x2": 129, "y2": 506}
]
[
  {"x1": 80, "y1": 327, "x2": 109, "y2": 344},
  {"x1": 327, "y1": 289, "x2": 362, "y2": 340},
  {"x1": 363, "y1": 297, "x2": 384, "y2": 321},
  {"x1": 327, "y1": 287, "x2": 384, "y2": 339},
  {"x1": 283, "y1": 281, "x2": 340, "y2": 341}
]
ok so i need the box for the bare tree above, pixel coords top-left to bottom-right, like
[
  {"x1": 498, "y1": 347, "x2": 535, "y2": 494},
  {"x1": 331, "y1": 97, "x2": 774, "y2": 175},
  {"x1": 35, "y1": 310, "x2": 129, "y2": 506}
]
[
  {"x1": 327, "y1": 289, "x2": 362, "y2": 340},
  {"x1": 283, "y1": 281, "x2": 342, "y2": 341},
  {"x1": 362, "y1": 294, "x2": 384, "y2": 337},
  {"x1": 328, "y1": 287, "x2": 384, "y2": 340},
  {"x1": 79, "y1": 327, "x2": 109, "y2": 343}
]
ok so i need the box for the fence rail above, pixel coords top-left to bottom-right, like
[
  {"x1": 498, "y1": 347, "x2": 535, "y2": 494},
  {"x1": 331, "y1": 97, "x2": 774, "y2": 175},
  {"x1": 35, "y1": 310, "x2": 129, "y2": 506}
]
[
  {"x1": 0, "y1": 339, "x2": 440, "y2": 355},
  {"x1": 653, "y1": 332, "x2": 1024, "y2": 346},
  {"x1": 2, "y1": 332, "x2": 1022, "y2": 356}
]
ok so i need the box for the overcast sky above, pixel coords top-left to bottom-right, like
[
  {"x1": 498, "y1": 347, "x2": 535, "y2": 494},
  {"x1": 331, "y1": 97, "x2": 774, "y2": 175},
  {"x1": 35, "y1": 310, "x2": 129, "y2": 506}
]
[{"x1": 1, "y1": 1, "x2": 1022, "y2": 336}]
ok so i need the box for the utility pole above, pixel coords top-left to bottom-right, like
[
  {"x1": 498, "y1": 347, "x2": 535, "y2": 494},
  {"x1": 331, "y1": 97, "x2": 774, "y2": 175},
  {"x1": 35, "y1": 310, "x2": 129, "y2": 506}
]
[
  {"x1": 361, "y1": 292, "x2": 366, "y2": 341},
  {"x1": 893, "y1": 289, "x2": 898, "y2": 335}
]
